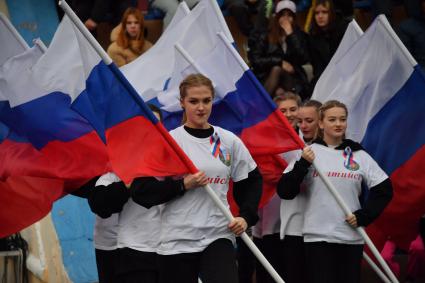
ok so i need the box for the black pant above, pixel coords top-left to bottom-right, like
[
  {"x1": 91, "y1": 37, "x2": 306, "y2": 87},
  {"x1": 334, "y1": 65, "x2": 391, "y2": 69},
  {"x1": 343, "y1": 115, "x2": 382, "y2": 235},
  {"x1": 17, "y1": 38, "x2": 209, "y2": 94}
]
[
  {"x1": 95, "y1": 249, "x2": 118, "y2": 283},
  {"x1": 304, "y1": 242, "x2": 364, "y2": 283},
  {"x1": 158, "y1": 238, "x2": 238, "y2": 283},
  {"x1": 115, "y1": 247, "x2": 159, "y2": 283},
  {"x1": 281, "y1": 235, "x2": 307, "y2": 283},
  {"x1": 236, "y1": 236, "x2": 255, "y2": 283},
  {"x1": 254, "y1": 234, "x2": 284, "y2": 283}
]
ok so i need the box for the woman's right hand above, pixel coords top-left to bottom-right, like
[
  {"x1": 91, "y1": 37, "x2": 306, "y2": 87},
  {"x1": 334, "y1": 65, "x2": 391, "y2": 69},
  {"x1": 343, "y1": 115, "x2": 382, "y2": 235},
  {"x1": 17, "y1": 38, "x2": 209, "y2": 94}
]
[
  {"x1": 302, "y1": 146, "x2": 315, "y2": 163},
  {"x1": 183, "y1": 171, "x2": 209, "y2": 190}
]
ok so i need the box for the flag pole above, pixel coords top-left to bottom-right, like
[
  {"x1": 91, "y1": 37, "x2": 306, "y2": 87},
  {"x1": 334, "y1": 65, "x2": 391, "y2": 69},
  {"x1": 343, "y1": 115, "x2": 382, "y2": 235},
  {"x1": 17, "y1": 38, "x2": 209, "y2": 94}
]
[
  {"x1": 217, "y1": 31, "x2": 399, "y2": 283},
  {"x1": 0, "y1": 12, "x2": 29, "y2": 50},
  {"x1": 59, "y1": 2, "x2": 284, "y2": 281},
  {"x1": 363, "y1": 252, "x2": 392, "y2": 283},
  {"x1": 175, "y1": 42, "x2": 285, "y2": 283},
  {"x1": 58, "y1": 0, "x2": 199, "y2": 175},
  {"x1": 312, "y1": 163, "x2": 399, "y2": 283}
]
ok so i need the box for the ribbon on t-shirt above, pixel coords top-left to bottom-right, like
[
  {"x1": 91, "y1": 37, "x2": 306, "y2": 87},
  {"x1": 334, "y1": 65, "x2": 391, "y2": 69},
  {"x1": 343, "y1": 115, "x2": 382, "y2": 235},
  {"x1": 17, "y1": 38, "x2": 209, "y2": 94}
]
[
  {"x1": 210, "y1": 132, "x2": 222, "y2": 158},
  {"x1": 343, "y1": 146, "x2": 359, "y2": 171}
]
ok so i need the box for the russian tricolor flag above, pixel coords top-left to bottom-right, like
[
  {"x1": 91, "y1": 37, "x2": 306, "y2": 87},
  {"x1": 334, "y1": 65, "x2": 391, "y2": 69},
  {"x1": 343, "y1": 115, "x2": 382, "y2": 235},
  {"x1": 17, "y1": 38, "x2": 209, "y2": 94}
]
[
  {"x1": 313, "y1": 15, "x2": 425, "y2": 250},
  {"x1": 148, "y1": 33, "x2": 304, "y2": 208},
  {"x1": 0, "y1": 16, "x2": 196, "y2": 237}
]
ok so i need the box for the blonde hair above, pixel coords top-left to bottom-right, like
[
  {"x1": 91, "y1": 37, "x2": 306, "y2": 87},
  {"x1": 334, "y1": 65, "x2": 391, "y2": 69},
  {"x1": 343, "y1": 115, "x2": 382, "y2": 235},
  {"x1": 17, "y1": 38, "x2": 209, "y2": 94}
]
[
  {"x1": 179, "y1": 73, "x2": 215, "y2": 100},
  {"x1": 179, "y1": 74, "x2": 215, "y2": 124},
  {"x1": 318, "y1": 100, "x2": 348, "y2": 138},
  {"x1": 273, "y1": 91, "x2": 302, "y2": 106}
]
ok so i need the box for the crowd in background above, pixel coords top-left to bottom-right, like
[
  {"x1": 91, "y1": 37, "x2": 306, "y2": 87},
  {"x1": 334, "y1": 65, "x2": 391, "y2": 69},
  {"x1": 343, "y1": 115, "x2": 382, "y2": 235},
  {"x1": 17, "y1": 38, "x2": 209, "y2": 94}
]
[{"x1": 63, "y1": 1, "x2": 425, "y2": 283}]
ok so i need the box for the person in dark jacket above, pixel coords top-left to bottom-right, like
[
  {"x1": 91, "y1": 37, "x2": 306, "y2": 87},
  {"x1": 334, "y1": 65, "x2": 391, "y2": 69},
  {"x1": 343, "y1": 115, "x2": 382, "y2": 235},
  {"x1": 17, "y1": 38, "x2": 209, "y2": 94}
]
[
  {"x1": 249, "y1": 0, "x2": 310, "y2": 99},
  {"x1": 307, "y1": 0, "x2": 348, "y2": 88}
]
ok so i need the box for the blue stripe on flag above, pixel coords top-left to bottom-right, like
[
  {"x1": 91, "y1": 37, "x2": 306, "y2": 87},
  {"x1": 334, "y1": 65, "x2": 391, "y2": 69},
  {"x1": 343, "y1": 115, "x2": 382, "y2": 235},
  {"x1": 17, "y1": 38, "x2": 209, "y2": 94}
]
[{"x1": 362, "y1": 65, "x2": 425, "y2": 174}]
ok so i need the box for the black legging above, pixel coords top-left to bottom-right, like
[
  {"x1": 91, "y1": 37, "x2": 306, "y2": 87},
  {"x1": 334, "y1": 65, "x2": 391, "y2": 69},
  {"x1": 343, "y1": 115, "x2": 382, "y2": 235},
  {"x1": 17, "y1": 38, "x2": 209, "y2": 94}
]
[
  {"x1": 304, "y1": 241, "x2": 364, "y2": 283},
  {"x1": 158, "y1": 238, "x2": 238, "y2": 283},
  {"x1": 95, "y1": 249, "x2": 119, "y2": 283},
  {"x1": 115, "y1": 248, "x2": 159, "y2": 283}
]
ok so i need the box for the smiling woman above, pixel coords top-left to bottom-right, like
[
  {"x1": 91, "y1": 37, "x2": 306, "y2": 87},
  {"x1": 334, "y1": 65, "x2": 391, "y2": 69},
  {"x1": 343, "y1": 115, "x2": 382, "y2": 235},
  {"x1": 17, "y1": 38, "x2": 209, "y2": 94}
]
[{"x1": 278, "y1": 99, "x2": 393, "y2": 283}]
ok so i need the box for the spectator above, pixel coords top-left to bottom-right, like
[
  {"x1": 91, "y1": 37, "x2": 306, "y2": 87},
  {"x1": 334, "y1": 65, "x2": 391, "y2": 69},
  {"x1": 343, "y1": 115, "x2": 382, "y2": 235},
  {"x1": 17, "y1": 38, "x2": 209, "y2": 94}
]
[
  {"x1": 249, "y1": 0, "x2": 310, "y2": 98},
  {"x1": 307, "y1": 0, "x2": 348, "y2": 88},
  {"x1": 107, "y1": 8, "x2": 152, "y2": 67}
]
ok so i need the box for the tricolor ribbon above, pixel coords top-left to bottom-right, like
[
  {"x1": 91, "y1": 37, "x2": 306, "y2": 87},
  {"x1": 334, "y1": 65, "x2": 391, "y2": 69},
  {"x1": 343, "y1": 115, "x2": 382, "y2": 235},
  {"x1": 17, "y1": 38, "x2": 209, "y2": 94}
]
[
  {"x1": 210, "y1": 132, "x2": 222, "y2": 158},
  {"x1": 343, "y1": 146, "x2": 354, "y2": 169}
]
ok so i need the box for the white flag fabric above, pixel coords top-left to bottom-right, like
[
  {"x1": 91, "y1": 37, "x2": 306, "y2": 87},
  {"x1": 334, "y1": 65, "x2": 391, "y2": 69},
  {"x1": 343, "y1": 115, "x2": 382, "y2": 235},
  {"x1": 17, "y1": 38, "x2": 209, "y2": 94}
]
[
  {"x1": 312, "y1": 20, "x2": 363, "y2": 102},
  {"x1": 165, "y1": 1, "x2": 190, "y2": 32},
  {"x1": 121, "y1": 0, "x2": 233, "y2": 101},
  {"x1": 0, "y1": 12, "x2": 29, "y2": 66}
]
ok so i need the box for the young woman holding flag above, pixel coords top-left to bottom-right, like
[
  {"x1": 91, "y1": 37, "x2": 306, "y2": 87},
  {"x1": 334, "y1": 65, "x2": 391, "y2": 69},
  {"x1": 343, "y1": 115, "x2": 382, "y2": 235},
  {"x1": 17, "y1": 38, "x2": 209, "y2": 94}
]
[
  {"x1": 131, "y1": 73, "x2": 263, "y2": 283},
  {"x1": 279, "y1": 100, "x2": 393, "y2": 283}
]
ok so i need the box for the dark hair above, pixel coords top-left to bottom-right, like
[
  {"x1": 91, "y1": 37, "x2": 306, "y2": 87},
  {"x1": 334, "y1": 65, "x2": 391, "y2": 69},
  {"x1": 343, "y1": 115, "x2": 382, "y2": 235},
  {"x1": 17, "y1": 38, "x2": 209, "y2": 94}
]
[
  {"x1": 310, "y1": 0, "x2": 337, "y2": 34},
  {"x1": 269, "y1": 9, "x2": 297, "y2": 44}
]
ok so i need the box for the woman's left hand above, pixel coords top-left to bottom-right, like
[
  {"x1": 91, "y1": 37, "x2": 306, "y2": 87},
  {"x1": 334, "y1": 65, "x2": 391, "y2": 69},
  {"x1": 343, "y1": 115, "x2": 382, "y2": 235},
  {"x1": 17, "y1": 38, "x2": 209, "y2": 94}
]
[
  {"x1": 228, "y1": 217, "x2": 248, "y2": 236},
  {"x1": 346, "y1": 214, "x2": 358, "y2": 228}
]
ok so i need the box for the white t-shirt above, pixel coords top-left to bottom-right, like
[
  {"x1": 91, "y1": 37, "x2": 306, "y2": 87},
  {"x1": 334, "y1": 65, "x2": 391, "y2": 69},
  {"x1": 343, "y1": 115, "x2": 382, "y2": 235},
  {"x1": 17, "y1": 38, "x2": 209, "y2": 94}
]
[
  {"x1": 117, "y1": 198, "x2": 161, "y2": 253},
  {"x1": 280, "y1": 150, "x2": 307, "y2": 239},
  {"x1": 301, "y1": 143, "x2": 388, "y2": 244},
  {"x1": 157, "y1": 126, "x2": 257, "y2": 255},
  {"x1": 93, "y1": 172, "x2": 121, "y2": 251}
]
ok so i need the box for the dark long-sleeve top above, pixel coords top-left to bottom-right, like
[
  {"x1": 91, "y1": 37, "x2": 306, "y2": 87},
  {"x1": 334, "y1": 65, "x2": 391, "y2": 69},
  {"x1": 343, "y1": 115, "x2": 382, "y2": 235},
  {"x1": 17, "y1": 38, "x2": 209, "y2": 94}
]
[
  {"x1": 277, "y1": 138, "x2": 393, "y2": 227},
  {"x1": 72, "y1": 175, "x2": 130, "y2": 219},
  {"x1": 248, "y1": 26, "x2": 310, "y2": 82},
  {"x1": 308, "y1": 20, "x2": 349, "y2": 86},
  {"x1": 131, "y1": 126, "x2": 263, "y2": 227}
]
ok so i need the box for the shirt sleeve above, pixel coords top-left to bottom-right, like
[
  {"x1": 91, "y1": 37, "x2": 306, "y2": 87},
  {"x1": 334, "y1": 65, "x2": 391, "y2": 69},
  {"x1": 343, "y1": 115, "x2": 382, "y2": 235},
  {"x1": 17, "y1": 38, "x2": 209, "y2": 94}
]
[
  {"x1": 230, "y1": 135, "x2": 257, "y2": 182},
  {"x1": 361, "y1": 151, "x2": 389, "y2": 189}
]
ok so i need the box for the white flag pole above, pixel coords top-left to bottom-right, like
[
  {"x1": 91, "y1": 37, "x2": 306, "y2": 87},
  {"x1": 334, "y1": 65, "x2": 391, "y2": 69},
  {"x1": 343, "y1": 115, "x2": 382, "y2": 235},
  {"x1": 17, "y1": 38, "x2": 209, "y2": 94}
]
[
  {"x1": 58, "y1": 2, "x2": 282, "y2": 282},
  {"x1": 0, "y1": 12, "x2": 29, "y2": 50},
  {"x1": 58, "y1": 0, "x2": 112, "y2": 65},
  {"x1": 216, "y1": 31, "x2": 397, "y2": 283},
  {"x1": 174, "y1": 43, "x2": 285, "y2": 283},
  {"x1": 33, "y1": 38, "x2": 47, "y2": 53},
  {"x1": 312, "y1": 163, "x2": 399, "y2": 283},
  {"x1": 363, "y1": 252, "x2": 392, "y2": 283}
]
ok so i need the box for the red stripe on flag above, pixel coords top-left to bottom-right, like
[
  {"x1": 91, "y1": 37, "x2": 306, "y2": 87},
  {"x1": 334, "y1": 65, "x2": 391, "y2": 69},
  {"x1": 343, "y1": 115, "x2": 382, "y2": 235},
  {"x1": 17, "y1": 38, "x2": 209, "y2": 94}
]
[
  {"x1": 0, "y1": 176, "x2": 65, "y2": 238},
  {"x1": 106, "y1": 116, "x2": 197, "y2": 183},
  {"x1": 367, "y1": 145, "x2": 425, "y2": 251}
]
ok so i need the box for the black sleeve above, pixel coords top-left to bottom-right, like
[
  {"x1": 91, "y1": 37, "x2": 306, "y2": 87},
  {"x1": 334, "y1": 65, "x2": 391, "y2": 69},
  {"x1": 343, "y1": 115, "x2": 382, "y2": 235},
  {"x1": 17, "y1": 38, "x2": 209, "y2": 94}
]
[
  {"x1": 88, "y1": 181, "x2": 130, "y2": 219},
  {"x1": 286, "y1": 30, "x2": 310, "y2": 66},
  {"x1": 353, "y1": 178, "x2": 393, "y2": 227},
  {"x1": 233, "y1": 167, "x2": 263, "y2": 227},
  {"x1": 130, "y1": 177, "x2": 185, "y2": 209},
  {"x1": 248, "y1": 30, "x2": 282, "y2": 73},
  {"x1": 276, "y1": 157, "x2": 312, "y2": 200},
  {"x1": 70, "y1": 176, "x2": 100, "y2": 199}
]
